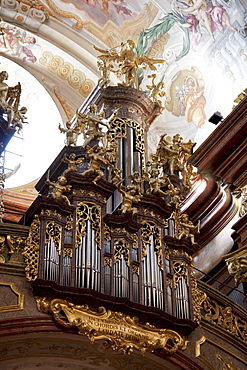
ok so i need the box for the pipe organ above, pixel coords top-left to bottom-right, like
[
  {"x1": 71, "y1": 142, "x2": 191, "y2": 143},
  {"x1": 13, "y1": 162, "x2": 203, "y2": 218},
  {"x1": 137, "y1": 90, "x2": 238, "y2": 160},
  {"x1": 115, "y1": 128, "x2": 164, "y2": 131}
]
[{"x1": 23, "y1": 85, "x2": 201, "y2": 335}]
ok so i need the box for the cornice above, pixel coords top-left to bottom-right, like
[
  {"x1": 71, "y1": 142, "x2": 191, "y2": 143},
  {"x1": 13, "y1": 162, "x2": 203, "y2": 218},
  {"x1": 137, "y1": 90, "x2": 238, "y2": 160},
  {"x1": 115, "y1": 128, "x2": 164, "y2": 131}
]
[{"x1": 189, "y1": 96, "x2": 247, "y2": 190}]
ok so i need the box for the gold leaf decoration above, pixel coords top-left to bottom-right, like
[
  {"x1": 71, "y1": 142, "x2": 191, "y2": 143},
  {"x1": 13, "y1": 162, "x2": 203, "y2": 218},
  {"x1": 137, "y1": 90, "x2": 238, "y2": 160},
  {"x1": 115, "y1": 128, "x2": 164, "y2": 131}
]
[{"x1": 37, "y1": 297, "x2": 187, "y2": 355}]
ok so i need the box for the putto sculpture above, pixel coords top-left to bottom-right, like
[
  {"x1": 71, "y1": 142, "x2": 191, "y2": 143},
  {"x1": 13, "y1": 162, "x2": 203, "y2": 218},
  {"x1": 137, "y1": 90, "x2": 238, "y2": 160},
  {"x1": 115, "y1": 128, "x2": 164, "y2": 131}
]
[{"x1": 45, "y1": 173, "x2": 72, "y2": 206}]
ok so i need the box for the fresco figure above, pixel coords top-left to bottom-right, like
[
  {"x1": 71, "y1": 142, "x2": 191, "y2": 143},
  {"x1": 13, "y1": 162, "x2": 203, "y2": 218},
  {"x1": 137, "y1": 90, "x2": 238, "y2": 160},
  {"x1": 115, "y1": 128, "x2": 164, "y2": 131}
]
[
  {"x1": 183, "y1": 76, "x2": 206, "y2": 128},
  {"x1": 0, "y1": 24, "x2": 37, "y2": 63},
  {"x1": 177, "y1": 0, "x2": 236, "y2": 48},
  {"x1": 166, "y1": 68, "x2": 207, "y2": 128},
  {"x1": 59, "y1": 0, "x2": 142, "y2": 27}
]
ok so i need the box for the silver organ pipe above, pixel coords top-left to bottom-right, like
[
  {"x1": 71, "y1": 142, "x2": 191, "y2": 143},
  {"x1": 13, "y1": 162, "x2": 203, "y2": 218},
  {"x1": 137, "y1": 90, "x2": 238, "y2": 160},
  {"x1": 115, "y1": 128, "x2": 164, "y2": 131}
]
[
  {"x1": 168, "y1": 218, "x2": 175, "y2": 237},
  {"x1": 167, "y1": 284, "x2": 173, "y2": 315},
  {"x1": 133, "y1": 150, "x2": 141, "y2": 174},
  {"x1": 86, "y1": 219, "x2": 92, "y2": 288},
  {"x1": 74, "y1": 202, "x2": 101, "y2": 291},
  {"x1": 132, "y1": 270, "x2": 139, "y2": 303},
  {"x1": 142, "y1": 255, "x2": 147, "y2": 306},
  {"x1": 104, "y1": 264, "x2": 111, "y2": 295},
  {"x1": 44, "y1": 237, "x2": 59, "y2": 283},
  {"x1": 173, "y1": 260, "x2": 191, "y2": 320},
  {"x1": 141, "y1": 223, "x2": 164, "y2": 310},
  {"x1": 175, "y1": 276, "x2": 189, "y2": 319},
  {"x1": 114, "y1": 253, "x2": 129, "y2": 298},
  {"x1": 146, "y1": 244, "x2": 152, "y2": 306},
  {"x1": 92, "y1": 227, "x2": 96, "y2": 290},
  {"x1": 75, "y1": 212, "x2": 101, "y2": 291},
  {"x1": 126, "y1": 126, "x2": 134, "y2": 179},
  {"x1": 63, "y1": 253, "x2": 71, "y2": 286},
  {"x1": 149, "y1": 239, "x2": 156, "y2": 306},
  {"x1": 91, "y1": 227, "x2": 100, "y2": 291}
]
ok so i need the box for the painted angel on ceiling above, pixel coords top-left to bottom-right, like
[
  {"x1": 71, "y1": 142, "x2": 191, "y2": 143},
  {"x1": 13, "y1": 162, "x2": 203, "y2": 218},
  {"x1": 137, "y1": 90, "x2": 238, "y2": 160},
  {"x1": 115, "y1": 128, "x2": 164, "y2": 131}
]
[
  {"x1": 0, "y1": 22, "x2": 38, "y2": 63},
  {"x1": 176, "y1": 0, "x2": 236, "y2": 49}
]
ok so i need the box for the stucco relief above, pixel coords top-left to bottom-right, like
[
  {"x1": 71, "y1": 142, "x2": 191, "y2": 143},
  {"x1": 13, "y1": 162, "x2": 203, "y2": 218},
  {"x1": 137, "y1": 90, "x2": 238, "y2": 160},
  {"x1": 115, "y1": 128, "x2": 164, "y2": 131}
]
[{"x1": 39, "y1": 51, "x2": 95, "y2": 96}]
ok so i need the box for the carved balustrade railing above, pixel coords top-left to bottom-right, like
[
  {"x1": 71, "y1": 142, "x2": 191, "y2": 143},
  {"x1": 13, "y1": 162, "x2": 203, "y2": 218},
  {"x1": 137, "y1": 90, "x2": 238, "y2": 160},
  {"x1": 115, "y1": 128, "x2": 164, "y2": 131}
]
[{"x1": 198, "y1": 280, "x2": 247, "y2": 345}]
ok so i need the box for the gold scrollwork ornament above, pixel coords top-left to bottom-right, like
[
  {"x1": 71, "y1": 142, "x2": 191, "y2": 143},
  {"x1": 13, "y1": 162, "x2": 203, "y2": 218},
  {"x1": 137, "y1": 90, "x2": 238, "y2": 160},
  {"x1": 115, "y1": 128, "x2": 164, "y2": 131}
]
[{"x1": 36, "y1": 298, "x2": 187, "y2": 355}]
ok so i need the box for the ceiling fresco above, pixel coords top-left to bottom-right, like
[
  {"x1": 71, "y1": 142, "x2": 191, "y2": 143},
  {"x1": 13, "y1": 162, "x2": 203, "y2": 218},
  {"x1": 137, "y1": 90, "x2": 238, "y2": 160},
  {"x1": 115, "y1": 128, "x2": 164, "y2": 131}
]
[{"x1": 0, "y1": 0, "x2": 246, "y2": 188}]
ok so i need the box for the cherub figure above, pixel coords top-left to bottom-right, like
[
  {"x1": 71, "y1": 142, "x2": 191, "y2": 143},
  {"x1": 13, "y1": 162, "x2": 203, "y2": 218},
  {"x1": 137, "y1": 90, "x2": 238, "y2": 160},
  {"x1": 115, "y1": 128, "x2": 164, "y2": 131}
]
[
  {"x1": 175, "y1": 138, "x2": 196, "y2": 187},
  {"x1": 80, "y1": 103, "x2": 119, "y2": 147},
  {"x1": 10, "y1": 106, "x2": 28, "y2": 133},
  {"x1": 147, "y1": 74, "x2": 166, "y2": 111},
  {"x1": 128, "y1": 171, "x2": 144, "y2": 189},
  {"x1": 147, "y1": 153, "x2": 160, "y2": 176},
  {"x1": 166, "y1": 182, "x2": 183, "y2": 208},
  {"x1": 97, "y1": 58, "x2": 112, "y2": 87},
  {"x1": 111, "y1": 168, "x2": 124, "y2": 187},
  {"x1": 59, "y1": 121, "x2": 80, "y2": 146},
  {"x1": 82, "y1": 145, "x2": 110, "y2": 184},
  {"x1": 62, "y1": 153, "x2": 84, "y2": 175},
  {"x1": 45, "y1": 174, "x2": 72, "y2": 206},
  {"x1": 118, "y1": 184, "x2": 142, "y2": 215},
  {"x1": 147, "y1": 168, "x2": 169, "y2": 202},
  {"x1": 178, "y1": 213, "x2": 200, "y2": 244}
]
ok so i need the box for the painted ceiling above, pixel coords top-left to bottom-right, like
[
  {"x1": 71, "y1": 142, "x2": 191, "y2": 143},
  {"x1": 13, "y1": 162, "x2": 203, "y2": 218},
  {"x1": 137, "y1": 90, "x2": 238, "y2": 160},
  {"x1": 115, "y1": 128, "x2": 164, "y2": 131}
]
[{"x1": 0, "y1": 0, "x2": 246, "y2": 187}]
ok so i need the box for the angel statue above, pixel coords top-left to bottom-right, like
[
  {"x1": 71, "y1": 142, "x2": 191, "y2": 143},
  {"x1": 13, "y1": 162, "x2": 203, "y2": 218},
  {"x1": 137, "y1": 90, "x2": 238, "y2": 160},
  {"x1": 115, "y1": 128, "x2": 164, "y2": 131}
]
[
  {"x1": 76, "y1": 103, "x2": 119, "y2": 148},
  {"x1": 58, "y1": 121, "x2": 81, "y2": 146}
]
